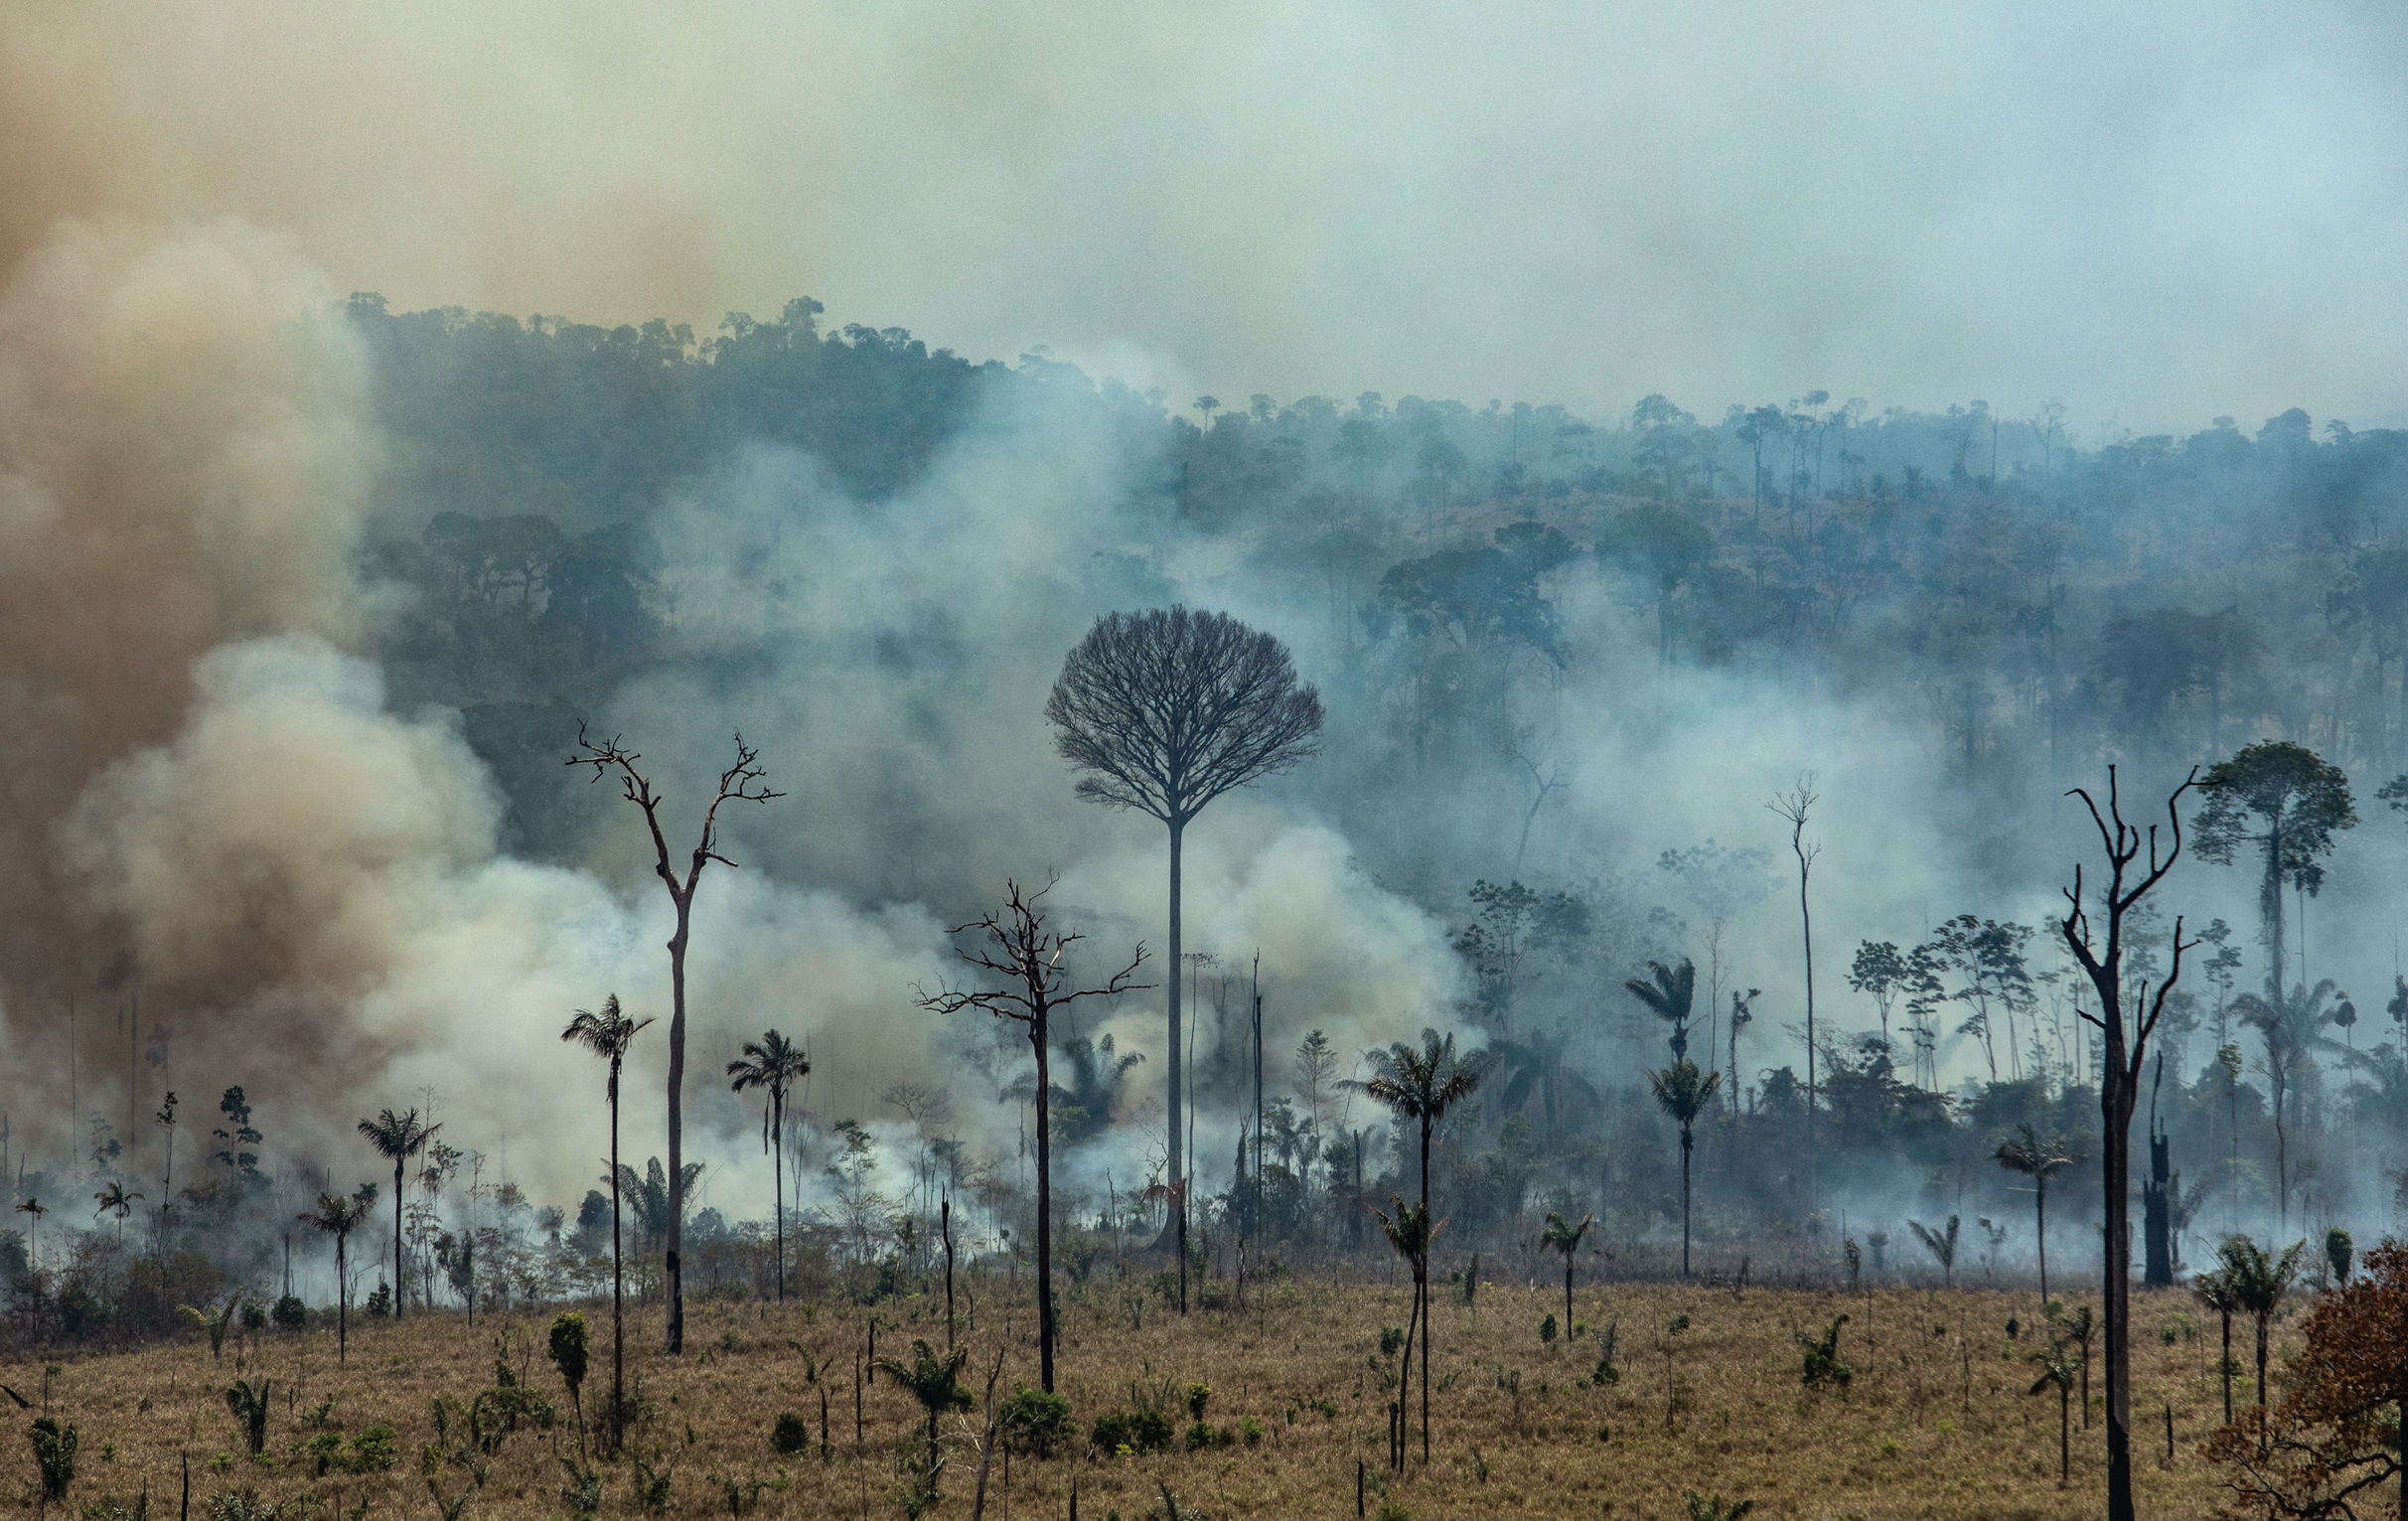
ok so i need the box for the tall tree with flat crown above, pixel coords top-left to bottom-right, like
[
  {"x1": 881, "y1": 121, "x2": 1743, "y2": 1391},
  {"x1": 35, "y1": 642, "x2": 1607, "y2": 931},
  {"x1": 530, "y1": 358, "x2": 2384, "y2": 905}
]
[
  {"x1": 357, "y1": 1108, "x2": 436, "y2": 1318},
  {"x1": 1045, "y1": 606, "x2": 1322, "y2": 1312},
  {"x1": 570, "y1": 728, "x2": 781, "y2": 1354},
  {"x1": 2193, "y1": 740, "x2": 2354, "y2": 995}
]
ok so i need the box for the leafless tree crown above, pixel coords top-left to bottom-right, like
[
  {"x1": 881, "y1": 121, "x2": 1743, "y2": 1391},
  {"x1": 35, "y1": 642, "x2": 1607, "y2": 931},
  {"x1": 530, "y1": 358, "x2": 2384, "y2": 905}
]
[
  {"x1": 913, "y1": 878, "x2": 1151, "y2": 1030},
  {"x1": 1044, "y1": 606, "x2": 1324, "y2": 827}
]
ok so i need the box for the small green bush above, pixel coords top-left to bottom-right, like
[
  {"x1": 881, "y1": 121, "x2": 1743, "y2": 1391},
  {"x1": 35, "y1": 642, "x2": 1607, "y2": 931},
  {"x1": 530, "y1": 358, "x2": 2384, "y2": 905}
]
[
  {"x1": 769, "y1": 1413, "x2": 809, "y2": 1456},
  {"x1": 1540, "y1": 1313, "x2": 1558, "y2": 1343},
  {"x1": 1088, "y1": 1411, "x2": 1172, "y2": 1454},
  {"x1": 270, "y1": 1296, "x2": 306, "y2": 1331},
  {"x1": 346, "y1": 1426, "x2": 398, "y2": 1473},
  {"x1": 1378, "y1": 1326, "x2": 1405, "y2": 1357},
  {"x1": 998, "y1": 1386, "x2": 1075, "y2": 1457},
  {"x1": 30, "y1": 1416, "x2": 77, "y2": 1502},
  {"x1": 362, "y1": 1283, "x2": 391, "y2": 1318}
]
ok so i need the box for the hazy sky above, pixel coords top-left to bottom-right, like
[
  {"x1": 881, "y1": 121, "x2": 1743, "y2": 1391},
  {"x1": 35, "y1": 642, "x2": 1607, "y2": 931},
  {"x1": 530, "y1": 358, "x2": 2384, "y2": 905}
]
[{"x1": 7, "y1": 3, "x2": 2406, "y2": 430}]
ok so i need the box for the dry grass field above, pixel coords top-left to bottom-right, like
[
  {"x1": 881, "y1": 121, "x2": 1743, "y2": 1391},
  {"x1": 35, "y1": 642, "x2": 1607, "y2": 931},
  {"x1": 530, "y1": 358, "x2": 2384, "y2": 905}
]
[{"x1": 0, "y1": 1274, "x2": 2270, "y2": 1521}]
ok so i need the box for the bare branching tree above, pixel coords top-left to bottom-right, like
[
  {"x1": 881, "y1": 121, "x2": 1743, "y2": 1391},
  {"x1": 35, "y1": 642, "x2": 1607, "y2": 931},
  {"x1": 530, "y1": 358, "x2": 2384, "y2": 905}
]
[
  {"x1": 568, "y1": 726, "x2": 781, "y2": 1356},
  {"x1": 1045, "y1": 606, "x2": 1322, "y2": 1312},
  {"x1": 914, "y1": 878, "x2": 1147, "y2": 1392},
  {"x1": 1767, "y1": 777, "x2": 1821, "y2": 1204},
  {"x1": 2058, "y1": 763, "x2": 2198, "y2": 1521}
]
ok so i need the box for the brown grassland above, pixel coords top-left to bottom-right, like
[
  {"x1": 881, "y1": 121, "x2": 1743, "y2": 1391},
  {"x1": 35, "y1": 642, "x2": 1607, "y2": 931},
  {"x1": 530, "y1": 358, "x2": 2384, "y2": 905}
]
[{"x1": 0, "y1": 1276, "x2": 2271, "y2": 1521}]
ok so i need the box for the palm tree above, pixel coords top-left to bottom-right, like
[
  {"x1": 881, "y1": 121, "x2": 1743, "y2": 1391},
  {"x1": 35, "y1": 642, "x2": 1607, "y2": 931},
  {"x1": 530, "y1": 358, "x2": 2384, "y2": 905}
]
[
  {"x1": 2216, "y1": 1234, "x2": 2306, "y2": 1417},
  {"x1": 2190, "y1": 1267, "x2": 2239, "y2": 1425},
  {"x1": 92, "y1": 1181, "x2": 141, "y2": 1248},
  {"x1": 297, "y1": 1191, "x2": 364, "y2": 1364},
  {"x1": 1488, "y1": 1027, "x2": 1599, "y2": 1146},
  {"x1": 13, "y1": 1198, "x2": 45, "y2": 1268},
  {"x1": 1648, "y1": 1059, "x2": 1721, "y2": 1278},
  {"x1": 1906, "y1": 1216, "x2": 1960, "y2": 1288},
  {"x1": 726, "y1": 1029, "x2": 810, "y2": 1300},
  {"x1": 356, "y1": 1108, "x2": 438, "y2": 1320},
  {"x1": 874, "y1": 1338, "x2": 972, "y2": 1482},
  {"x1": 1349, "y1": 1026, "x2": 1480, "y2": 1470},
  {"x1": 563, "y1": 994, "x2": 653, "y2": 1454},
  {"x1": 613, "y1": 1157, "x2": 704, "y2": 1257},
  {"x1": 1541, "y1": 1210, "x2": 1593, "y2": 1333},
  {"x1": 1369, "y1": 1195, "x2": 1442, "y2": 1471},
  {"x1": 1624, "y1": 959, "x2": 1698, "y2": 1058},
  {"x1": 1350, "y1": 1028, "x2": 1483, "y2": 1220},
  {"x1": 1992, "y1": 1122, "x2": 2077, "y2": 1302}
]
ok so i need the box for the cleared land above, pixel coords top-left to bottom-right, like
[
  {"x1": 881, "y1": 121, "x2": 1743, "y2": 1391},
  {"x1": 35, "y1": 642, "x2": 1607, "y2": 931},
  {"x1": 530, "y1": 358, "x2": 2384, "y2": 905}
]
[{"x1": 2, "y1": 1277, "x2": 2264, "y2": 1520}]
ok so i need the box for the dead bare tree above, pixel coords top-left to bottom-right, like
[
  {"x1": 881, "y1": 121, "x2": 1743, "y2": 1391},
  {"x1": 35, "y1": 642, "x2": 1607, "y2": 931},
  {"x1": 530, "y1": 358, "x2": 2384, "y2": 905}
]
[
  {"x1": 1766, "y1": 775, "x2": 1821, "y2": 1206},
  {"x1": 914, "y1": 878, "x2": 1147, "y2": 1392},
  {"x1": 569, "y1": 726, "x2": 781, "y2": 1354},
  {"x1": 1045, "y1": 606, "x2": 1321, "y2": 1312},
  {"x1": 2059, "y1": 763, "x2": 2199, "y2": 1521}
]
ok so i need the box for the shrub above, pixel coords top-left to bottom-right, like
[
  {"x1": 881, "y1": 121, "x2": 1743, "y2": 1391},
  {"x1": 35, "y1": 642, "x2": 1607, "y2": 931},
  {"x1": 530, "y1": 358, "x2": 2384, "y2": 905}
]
[
  {"x1": 998, "y1": 1386, "x2": 1075, "y2": 1457},
  {"x1": 1540, "y1": 1313, "x2": 1558, "y2": 1343},
  {"x1": 363, "y1": 1283, "x2": 391, "y2": 1318},
  {"x1": 346, "y1": 1426, "x2": 398, "y2": 1473},
  {"x1": 30, "y1": 1416, "x2": 77, "y2": 1502},
  {"x1": 1378, "y1": 1326, "x2": 1405, "y2": 1357},
  {"x1": 769, "y1": 1413, "x2": 809, "y2": 1456},
  {"x1": 1088, "y1": 1410, "x2": 1172, "y2": 1454},
  {"x1": 1184, "y1": 1384, "x2": 1211, "y2": 1422},
  {"x1": 1238, "y1": 1416, "x2": 1263, "y2": 1446},
  {"x1": 270, "y1": 1296, "x2": 306, "y2": 1331},
  {"x1": 239, "y1": 1302, "x2": 267, "y2": 1332},
  {"x1": 1798, "y1": 1315, "x2": 1853, "y2": 1390}
]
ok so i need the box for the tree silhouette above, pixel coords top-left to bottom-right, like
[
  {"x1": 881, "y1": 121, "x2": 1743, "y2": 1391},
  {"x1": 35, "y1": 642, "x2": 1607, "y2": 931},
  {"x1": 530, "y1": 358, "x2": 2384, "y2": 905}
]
[
  {"x1": 1369, "y1": 1194, "x2": 1443, "y2": 1471},
  {"x1": 1350, "y1": 1030, "x2": 1480, "y2": 1469},
  {"x1": 1488, "y1": 1027, "x2": 1598, "y2": 1146},
  {"x1": 873, "y1": 1338, "x2": 972, "y2": 1485},
  {"x1": 913, "y1": 878, "x2": 1146, "y2": 1393},
  {"x1": 297, "y1": 1191, "x2": 364, "y2": 1364},
  {"x1": 1768, "y1": 778, "x2": 1821, "y2": 1202},
  {"x1": 1907, "y1": 1216, "x2": 1960, "y2": 1288},
  {"x1": 1623, "y1": 959, "x2": 1697, "y2": 1060},
  {"x1": 1540, "y1": 1210, "x2": 1593, "y2": 1332},
  {"x1": 563, "y1": 994, "x2": 653, "y2": 1452},
  {"x1": 90, "y1": 1180, "x2": 140, "y2": 1248},
  {"x1": 570, "y1": 727, "x2": 781, "y2": 1354},
  {"x1": 2060, "y1": 763, "x2": 2199, "y2": 1521},
  {"x1": 2231, "y1": 979, "x2": 2341, "y2": 1229},
  {"x1": 1046, "y1": 606, "x2": 1321, "y2": 1314},
  {"x1": 2193, "y1": 741, "x2": 2354, "y2": 995},
  {"x1": 357, "y1": 1108, "x2": 437, "y2": 1320},
  {"x1": 2217, "y1": 1234, "x2": 2307, "y2": 1419},
  {"x1": 2191, "y1": 1265, "x2": 2240, "y2": 1426},
  {"x1": 726, "y1": 1030, "x2": 810, "y2": 1300},
  {"x1": 1649, "y1": 1060, "x2": 1721, "y2": 1278},
  {"x1": 1992, "y1": 1122, "x2": 2077, "y2": 1303}
]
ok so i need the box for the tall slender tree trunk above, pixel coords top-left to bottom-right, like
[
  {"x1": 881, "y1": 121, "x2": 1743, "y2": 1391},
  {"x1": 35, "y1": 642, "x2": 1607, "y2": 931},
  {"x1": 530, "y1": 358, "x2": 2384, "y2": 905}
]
[
  {"x1": 392, "y1": 1158, "x2": 405, "y2": 1319},
  {"x1": 1419, "y1": 1114, "x2": 1432, "y2": 1462},
  {"x1": 610, "y1": 1067, "x2": 625, "y2": 1454},
  {"x1": 1167, "y1": 819, "x2": 1186, "y2": 1315},
  {"x1": 2219, "y1": 1310, "x2": 2232, "y2": 1424},
  {"x1": 2103, "y1": 1023, "x2": 2136, "y2": 1521},
  {"x1": 1679, "y1": 1126, "x2": 1693, "y2": 1279},
  {"x1": 1800, "y1": 867, "x2": 1816, "y2": 1205},
  {"x1": 2035, "y1": 1176, "x2": 2048, "y2": 1304},
  {"x1": 336, "y1": 1236, "x2": 347, "y2": 1365},
  {"x1": 666, "y1": 896, "x2": 690, "y2": 1354},
  {"x1": 1033, "y1": 1015, "x2": 1057, "y2": 1393},
  {"x1": 772, "y1": 1091, "x2": 785, "y2": 1300}
]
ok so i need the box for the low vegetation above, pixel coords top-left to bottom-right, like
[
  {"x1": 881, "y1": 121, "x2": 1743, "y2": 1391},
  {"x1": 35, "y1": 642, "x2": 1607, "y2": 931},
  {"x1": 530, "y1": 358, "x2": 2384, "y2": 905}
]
[{"x1": 0, "y1": 1274, "x2": 2264, "y2": 1520}]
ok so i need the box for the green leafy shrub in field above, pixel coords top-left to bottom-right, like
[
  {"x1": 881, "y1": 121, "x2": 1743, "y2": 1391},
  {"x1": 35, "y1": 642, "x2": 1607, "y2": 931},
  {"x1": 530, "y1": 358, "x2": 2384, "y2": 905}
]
[
  {"x1": 998, "y1": 1387, "x2": 1075, "y2": 1457},
  {"x1": 769, "y1": 1414, "x2": 809, "y2": 1455},
  {"x1": 31, "y1": 1416, "x2": 77, "y2": 1502}
]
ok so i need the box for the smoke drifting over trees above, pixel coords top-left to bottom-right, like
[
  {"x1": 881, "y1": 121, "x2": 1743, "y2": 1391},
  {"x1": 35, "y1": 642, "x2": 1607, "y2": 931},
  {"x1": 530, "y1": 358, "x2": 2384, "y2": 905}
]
[{"x1": 6, "y1": 9, "x2": 2408, "y2": 1366}]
